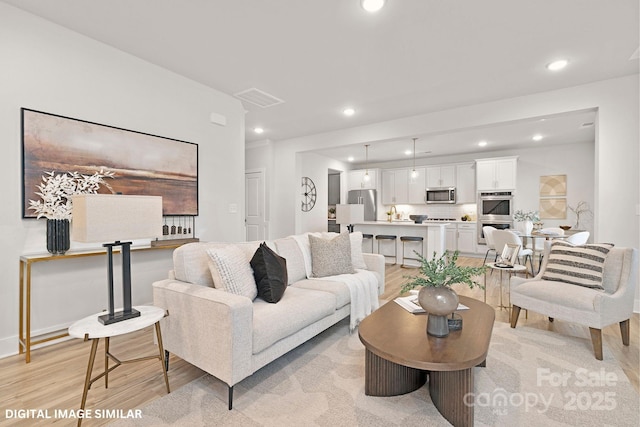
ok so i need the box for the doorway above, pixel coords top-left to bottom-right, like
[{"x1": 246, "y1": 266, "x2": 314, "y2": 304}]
[{"x1": 245, "y1": 169, "x2": 267, "y2": 241}]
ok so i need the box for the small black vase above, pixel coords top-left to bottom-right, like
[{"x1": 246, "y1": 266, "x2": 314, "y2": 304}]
[{"x1": 46, "y1": 219, "x2": 70, "y2": 255}]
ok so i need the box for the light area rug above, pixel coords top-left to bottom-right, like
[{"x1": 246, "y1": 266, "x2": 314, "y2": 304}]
[{"x1": 112, "y1": 317, "x2": 639, "y2": 427}]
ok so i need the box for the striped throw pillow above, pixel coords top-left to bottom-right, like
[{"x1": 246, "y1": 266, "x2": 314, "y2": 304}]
[{"x1": 541, "y1": 241, "x2": 614, "y2": 290}]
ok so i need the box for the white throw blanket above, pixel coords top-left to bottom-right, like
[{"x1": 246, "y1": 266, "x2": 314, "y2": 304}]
[{"x1": 292, "y1": 233, "x2": 379, "y2": 331}]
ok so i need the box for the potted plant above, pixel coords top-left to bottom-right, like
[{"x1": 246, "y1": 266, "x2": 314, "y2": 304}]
[
  {"x1": 28, "y1": 169, "x2": 115, "y2": 254},
  {"x1": 513, "y1": 210, "x2": 539, "y2": 235},
  {"x1": 401, "y1": 251, "x2": 485, "y2": 337},
  {"x1": 328, "y1": 207, "x2": 336, "y2": 218}
]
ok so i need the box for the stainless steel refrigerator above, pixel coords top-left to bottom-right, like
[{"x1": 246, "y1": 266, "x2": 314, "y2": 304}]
[{"x1": 347, "y1": 189, "x2": 377, "y2": 221}]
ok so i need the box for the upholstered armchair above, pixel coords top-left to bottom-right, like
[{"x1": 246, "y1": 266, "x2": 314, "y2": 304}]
[{"x1": 510, "y1": 244, "x2": 637, "y2": 360}]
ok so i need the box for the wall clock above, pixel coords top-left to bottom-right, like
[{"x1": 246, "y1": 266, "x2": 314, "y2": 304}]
[{"x1": 301, "y1": 177, "x2": 317, "y2": 212}]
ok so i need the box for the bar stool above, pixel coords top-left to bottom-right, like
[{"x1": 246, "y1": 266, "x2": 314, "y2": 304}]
[
  {"x1": 376, "y1": 235, "x2": 397, "y2": 264},
  {"x1": 362, "y1": 234, "x2": 374, "y2": 253},
  {"x1": 400, "y1": 236, "x2": 424, "y2": 268}
]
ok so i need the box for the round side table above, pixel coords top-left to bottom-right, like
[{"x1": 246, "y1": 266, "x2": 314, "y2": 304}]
[
  {"x1": 483, "y1": 263, "x2": 529, "y2": 311},
  {"x1": 68, "y1": 305, "x2": 170, "y2": 426}
]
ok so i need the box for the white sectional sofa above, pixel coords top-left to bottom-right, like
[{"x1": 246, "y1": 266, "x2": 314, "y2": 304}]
[{"x1": 152, "y1": 232, "x2": 385, "y2": 409}]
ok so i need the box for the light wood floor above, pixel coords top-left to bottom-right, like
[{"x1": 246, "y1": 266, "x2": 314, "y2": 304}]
[{"x1": 1, "y1": 258, "x2": 637, "y2": 426}]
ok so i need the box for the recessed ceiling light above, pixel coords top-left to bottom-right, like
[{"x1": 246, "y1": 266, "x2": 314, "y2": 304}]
[
  {"x1": 347, "y1": 156, "x2": 355, "y2": 162},
  {"x1": 546, "y1": 59, "x2": 568, "y2": 71},
  {"x1": 404, "y1": 150, "x2": 412, "y2": 155},
  {"x1": 343, "y1": 107, "x2": 355, "y2": 116},
  {"x1": 253, "y1": 127, "x2": 264, "y2": 134},
  {"x1": 361, "y1": 0, "x2": 386, "y2": 13},
  {"x1": 478, "y1": 141, "x2": 488, "y2": 147},
  {"x1": 532, "y1": 134, "x2": 543, "y2": 141}
]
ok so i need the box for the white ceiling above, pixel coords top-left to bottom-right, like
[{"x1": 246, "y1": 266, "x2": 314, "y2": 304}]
[{"x1": 4, "y1": 0, "x2": 638, "y2": 161}]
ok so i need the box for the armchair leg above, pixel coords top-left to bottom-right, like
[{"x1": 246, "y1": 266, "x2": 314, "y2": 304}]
[
  {"x1": 228, "y1": 385, "x2": 234, "y2": 410},
  {"x1": 620, "y1": 319, "x2": 630, "y2": 346},
  {"x1": 510, "y1": 305, "x2": 521, "y2": 328},
  {"x1": 549, "y1": 317, "x2": 554, "y2": 322},
  {"x1": 589, "y1": 327, "x2": 603, "y2": 360}
]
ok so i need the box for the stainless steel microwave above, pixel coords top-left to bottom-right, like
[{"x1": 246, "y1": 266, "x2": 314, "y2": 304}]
[{"x1": 425, "y1": 187, "x2": 456, "y2": 204}]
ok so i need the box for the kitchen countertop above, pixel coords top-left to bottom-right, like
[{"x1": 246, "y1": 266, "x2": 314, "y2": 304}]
[{"x1": 357, "y1": 220, "x2": 451, "y2": 227}]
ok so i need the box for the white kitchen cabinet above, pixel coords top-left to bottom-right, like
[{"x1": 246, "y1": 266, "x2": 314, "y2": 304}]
[
  {"x1": 347, "y1": 169, "x2": 378, "y2": 191},
  {"x1": 381, "y1": 169, "x2": 408, "y2": 205},
  {"x1": 475, "y1": 157, "x2": 517, "y2": 190},
  {"x1": 407, "y1": 167, "x2": 426, "y2": 204},
  {"x1": 457, "y1": 223, "x2": 477, "y2": 253},
  {"x1": 455, "y1": 163, "x2": 475, "y2": 204},
  {"x1": 445, "y1": 224, "x2": 457, "y2": 252},
  {"x1": 426, "y1": 165, "x2": 455, "y2": 188}
]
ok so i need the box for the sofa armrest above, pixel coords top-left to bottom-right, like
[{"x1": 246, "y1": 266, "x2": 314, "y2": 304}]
[
  {"x1": 363, "y1": 253, "x2": 385, "y2": 295},
  {"x1": 152, "y1": 279, "x2": 254, "y2": 386}
]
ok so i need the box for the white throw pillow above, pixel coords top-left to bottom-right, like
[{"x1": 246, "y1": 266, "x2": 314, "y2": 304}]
[
  {"x1": 206, "y1": 246, "x2": 258, "y2": 300},
  {"x1": 349, "y1": 231, "x2": 367, "y2": 269}
]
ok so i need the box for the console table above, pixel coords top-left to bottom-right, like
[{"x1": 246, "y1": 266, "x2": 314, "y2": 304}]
[{"x1": 19, "y1": 244, "x2": 180, "y2": 363}]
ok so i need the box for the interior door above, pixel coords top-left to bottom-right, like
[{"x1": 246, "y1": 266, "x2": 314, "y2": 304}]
[{"x1": 245, "y1": 170, "x2": 267, "y2": 241}]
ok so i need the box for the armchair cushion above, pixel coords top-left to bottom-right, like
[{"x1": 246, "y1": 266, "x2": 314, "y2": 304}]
[
  {"x1": 512, "y1": 279, "x2": 602, "y2": 312},
  {"x1": 541, "y1": 241, "x2": 613, "y2": 290}
]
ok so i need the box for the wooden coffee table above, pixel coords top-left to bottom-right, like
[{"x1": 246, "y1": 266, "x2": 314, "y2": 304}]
[{"x1": 358, "y1": 295, "x2": 494, "y2": 427}]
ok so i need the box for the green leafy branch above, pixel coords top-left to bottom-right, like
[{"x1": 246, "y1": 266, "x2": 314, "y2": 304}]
[{"x1": 401, "y1": 250, "x2": 486, "y2": 294}]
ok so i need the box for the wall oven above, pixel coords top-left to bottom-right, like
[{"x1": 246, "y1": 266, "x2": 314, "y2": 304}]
[{"x1": 477, "y1": 191, "x2": 514, "y2": 244}]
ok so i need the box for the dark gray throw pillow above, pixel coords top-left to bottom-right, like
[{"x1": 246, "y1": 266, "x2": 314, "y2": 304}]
[{"x1": 250, "y1": 242, "x2": 288, "y2": 303}]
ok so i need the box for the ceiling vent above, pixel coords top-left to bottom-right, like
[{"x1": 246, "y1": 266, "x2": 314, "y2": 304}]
[{"x1": 234, "y1": 88, "x2": 285, "y2": 108}]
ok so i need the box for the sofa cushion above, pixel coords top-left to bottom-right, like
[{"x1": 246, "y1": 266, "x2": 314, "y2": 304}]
[
  {"x1": 513, "y1": 279, "x2": 601, "y2": 312},
  {"x1": 291, "y1": 279, "x2": 351, "y2": 309},
  {"x1": 273, "y1": 237, "x2": 307, "y2": 284},
  {"x1": 252, "y1": 287, "x2": 335, "y2": 353},
  {"x1": 251, "y1": 242, "x2": 288, "y2": 303},
  {"x1": 174, "y1": 241, "x2": 261, "y2": 287},
  {"x1": 320, "y1": 232, "x2": 367, "y2": 270},
  {"x1": 542, "y1": 241, "x2": 613, "y2": 290},
  {"x1": 309, "y1": 232, "x2": 355, "y2": 278},
  {"x1": 206, "y1": 246, "x2": 258, "y2": 300}
]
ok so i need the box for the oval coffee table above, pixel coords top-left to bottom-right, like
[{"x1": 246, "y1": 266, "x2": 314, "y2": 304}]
[{"x1": 358, "y1": 295, "x2": 494, "y2": 427}]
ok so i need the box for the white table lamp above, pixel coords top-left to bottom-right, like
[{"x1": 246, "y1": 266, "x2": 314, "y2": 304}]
[
  {"x1": 336, "y1": 204, "x2": 364, "y2": 233},
  {"x1": 72, "y1": 194, "x2": 162, "y2": 324}
]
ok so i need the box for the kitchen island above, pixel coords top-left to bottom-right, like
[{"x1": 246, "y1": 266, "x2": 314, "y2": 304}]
[{"x1": 354, "y1": 220, "x2": 448, "y2": 266}]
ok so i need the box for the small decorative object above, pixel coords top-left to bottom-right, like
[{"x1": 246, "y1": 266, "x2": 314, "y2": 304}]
[
  {"x1": 401, "y1": 251, "x2": 485, "y2": 337},
  {"x1": 447, "y1": 313, "x2": 463, "y2": 331},
  {"x1": 568, "y1": 201, "x2": 592, "y2": 229},
  {"x1": 386, "y1": 210, "x2": 393, "y2": 222},
  {"x1": 301, "y1": 177, "x2": 317, "y2": 212},
  {"x1": 513, "y1": 210, "x2": 539, "y2": 235},
  {"x1": 495, "y1": 243, "x2": 521, "y2": 268},
  {"x1": 559, "y1": 225, "x2": 572, "y2": 231},
  {"x1": 28, "y1": 169, "x2": 114, "y2": 255},
  {"x1": 328, "y1": 207, "x2": 336, "y2": 219}
]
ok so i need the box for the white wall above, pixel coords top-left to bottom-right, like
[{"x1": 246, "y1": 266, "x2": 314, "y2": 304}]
[
  {"x1": 0, "y1": 4, "x2": 246, "y2": 358},
  {"x1": 250, "y1": 75, "x2": 638, "y2": 309}
]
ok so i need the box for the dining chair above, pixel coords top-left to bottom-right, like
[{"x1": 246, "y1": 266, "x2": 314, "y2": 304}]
[
  {"x1": 482, "y1": 226, "x2": 498, "y2": 265},
  {"x1": 492, "y1": 229, "x2": 533, "y2": 271},
  {"x1": 565, "y1": 231, "x2": 590, "y2": 245}
]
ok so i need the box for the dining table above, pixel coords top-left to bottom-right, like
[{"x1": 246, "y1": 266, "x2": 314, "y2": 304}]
[{"x1": 511, "y1": 229, "x2": 579, "y2": 274}]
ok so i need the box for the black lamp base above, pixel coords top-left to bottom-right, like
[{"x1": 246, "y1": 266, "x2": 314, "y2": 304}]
[{"x1": 99, "y1": 308, "x2": 141, "y2": 325}]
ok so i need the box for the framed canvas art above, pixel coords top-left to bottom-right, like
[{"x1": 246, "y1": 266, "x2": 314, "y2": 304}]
[{"x1": 21, "y1": 109, "x2": 198, "y2": 218}]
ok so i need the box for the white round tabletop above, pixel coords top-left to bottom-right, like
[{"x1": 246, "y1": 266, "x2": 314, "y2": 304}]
[
  {"x1": 485, "y1": 262, "x2": 528, "y2": 273},
  {"x1": 68, "y1": 305, "x2": 165, "y2": 339}
]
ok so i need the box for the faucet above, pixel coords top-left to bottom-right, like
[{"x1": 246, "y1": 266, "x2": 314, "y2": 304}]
[{"x1": 390, "y1": 205, "x2": 397, "y2": 219}]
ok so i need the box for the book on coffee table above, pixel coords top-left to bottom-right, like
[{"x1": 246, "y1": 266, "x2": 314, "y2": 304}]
[{"x1": 394, "y1": 294, "x2": 469, "y2": 314}]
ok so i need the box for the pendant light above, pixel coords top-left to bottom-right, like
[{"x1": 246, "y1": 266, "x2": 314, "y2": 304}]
[
  {"x1": 411, "y1": 138, "x2": 419, "y2": 179},
  {"x1": 363, "y1": 144, "x2": 371, "y2": 182}
]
